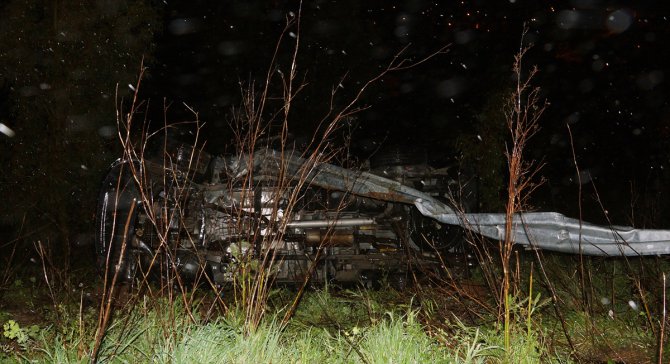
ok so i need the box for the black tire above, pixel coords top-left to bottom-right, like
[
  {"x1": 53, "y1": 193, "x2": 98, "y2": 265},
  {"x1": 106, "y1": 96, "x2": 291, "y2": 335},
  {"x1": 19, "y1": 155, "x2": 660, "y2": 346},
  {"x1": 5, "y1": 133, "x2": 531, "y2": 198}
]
[{"x1": 95, "y1": 160, "x2": 143, "y2": 283}]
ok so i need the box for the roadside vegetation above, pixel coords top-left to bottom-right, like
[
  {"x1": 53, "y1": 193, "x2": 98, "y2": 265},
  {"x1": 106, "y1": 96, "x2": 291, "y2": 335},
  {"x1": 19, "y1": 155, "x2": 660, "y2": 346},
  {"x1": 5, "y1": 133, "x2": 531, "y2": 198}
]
[
  {"x1": 0, "y1": 261, "x2": 664, "y2": 364},
  {"x1": 1, "y1": 10, "x2": 668, "y2": 364}
]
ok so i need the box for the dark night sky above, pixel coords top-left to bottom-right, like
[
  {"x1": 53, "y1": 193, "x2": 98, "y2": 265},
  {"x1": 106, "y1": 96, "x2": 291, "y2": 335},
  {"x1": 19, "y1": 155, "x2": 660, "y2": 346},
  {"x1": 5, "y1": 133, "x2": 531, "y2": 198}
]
[{"x1": 137, "y1": 1, "x2": 669, "y2": 225}]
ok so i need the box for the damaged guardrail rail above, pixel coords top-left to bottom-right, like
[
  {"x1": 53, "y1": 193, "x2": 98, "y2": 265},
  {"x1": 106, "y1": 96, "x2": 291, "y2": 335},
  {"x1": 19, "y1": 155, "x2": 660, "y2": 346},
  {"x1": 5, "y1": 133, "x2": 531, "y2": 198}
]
[
  {"x1": 248, "y1": 149, "x2": 670, "y2": 257},
  {"x1": 415, "y1": 203, "x2": 670, "y2": 256}
]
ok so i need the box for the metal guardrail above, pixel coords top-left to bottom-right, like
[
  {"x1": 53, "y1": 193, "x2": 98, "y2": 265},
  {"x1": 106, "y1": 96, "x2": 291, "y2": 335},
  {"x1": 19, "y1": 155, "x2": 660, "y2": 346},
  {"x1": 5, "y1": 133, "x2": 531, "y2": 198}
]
[{"x1": 415, "y1": 200, "x2": 670, "y2": 256}]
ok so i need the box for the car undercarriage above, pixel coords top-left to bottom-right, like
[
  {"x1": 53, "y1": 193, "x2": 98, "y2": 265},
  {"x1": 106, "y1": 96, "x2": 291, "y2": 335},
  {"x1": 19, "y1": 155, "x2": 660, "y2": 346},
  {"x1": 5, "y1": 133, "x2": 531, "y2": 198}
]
[{"x1": 95, "y1": 143, "x2": 670, "y2": 287}]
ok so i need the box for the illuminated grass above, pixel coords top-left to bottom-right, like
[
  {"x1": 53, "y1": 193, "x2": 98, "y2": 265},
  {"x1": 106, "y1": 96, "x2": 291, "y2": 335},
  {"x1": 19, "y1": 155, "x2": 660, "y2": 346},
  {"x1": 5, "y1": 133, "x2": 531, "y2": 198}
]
[{"x1": 0, "y1": 289, "x2": 581, "y2": 364}]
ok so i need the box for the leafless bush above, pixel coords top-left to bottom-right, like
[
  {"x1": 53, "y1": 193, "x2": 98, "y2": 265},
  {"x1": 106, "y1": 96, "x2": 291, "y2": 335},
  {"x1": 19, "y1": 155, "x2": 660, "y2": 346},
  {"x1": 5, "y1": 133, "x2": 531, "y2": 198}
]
[
  {"x1": 90, "y1": 7, "x2": 451, "y2": 355},
  {"x1": 221, "y1": 6, "x2": 449, "y2": 330}
]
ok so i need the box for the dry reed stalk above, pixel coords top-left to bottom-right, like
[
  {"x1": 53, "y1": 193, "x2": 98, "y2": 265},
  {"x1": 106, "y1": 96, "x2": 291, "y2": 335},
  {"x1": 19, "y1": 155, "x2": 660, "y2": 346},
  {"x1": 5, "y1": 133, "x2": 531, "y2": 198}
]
[{"x1": 500, "y1": 26, "x2": 545, "y2": 353}]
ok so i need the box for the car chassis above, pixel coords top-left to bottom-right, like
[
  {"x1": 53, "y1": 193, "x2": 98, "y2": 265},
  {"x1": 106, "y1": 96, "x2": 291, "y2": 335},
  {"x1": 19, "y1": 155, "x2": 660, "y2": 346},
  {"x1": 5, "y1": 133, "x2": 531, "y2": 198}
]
[{"x1": 96, "y1": 146, "x2": 670, "y2": 287}]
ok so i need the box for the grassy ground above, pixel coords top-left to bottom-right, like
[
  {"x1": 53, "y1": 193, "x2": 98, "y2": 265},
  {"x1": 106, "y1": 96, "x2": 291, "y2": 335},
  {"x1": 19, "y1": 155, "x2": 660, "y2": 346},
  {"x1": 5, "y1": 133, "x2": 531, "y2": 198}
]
[
  {"x1": 1, "y1": 255, "x2": 665, "y2": 364},
  {"x1": 0, "y1": 286, "x2": 541, "y2": 363}
]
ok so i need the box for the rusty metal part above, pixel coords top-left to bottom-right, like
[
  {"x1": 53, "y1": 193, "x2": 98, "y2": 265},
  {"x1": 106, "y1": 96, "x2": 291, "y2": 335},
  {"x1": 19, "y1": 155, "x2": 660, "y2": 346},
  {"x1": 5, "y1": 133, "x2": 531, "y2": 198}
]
[
  {"x1": 286, "y1": 218, "x2": 375, "y2": 228},
  {"x1": 304, "y1": 229, "x2": 355, "y2": 246}
]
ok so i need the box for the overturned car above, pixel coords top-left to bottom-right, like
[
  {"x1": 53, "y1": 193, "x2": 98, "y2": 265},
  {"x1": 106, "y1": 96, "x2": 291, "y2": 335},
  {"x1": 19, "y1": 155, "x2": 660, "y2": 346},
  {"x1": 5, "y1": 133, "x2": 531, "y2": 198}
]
[
  {"x1": 95, "y1": 143, "x2": 670, "y2": 287},
  {"x1": 96, "y1": 144, "x2": 469, "y2": 286}
]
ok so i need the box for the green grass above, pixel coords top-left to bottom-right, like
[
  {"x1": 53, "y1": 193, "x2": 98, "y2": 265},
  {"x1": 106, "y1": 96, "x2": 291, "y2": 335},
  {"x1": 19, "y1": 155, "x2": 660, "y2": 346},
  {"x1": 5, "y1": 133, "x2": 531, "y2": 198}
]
[
  {"x1": 2, "y1": 267, "x2": 666, "y2": 364},
  {"x1": 0, "y1": 287, "x2": 584, "y2": 364}
]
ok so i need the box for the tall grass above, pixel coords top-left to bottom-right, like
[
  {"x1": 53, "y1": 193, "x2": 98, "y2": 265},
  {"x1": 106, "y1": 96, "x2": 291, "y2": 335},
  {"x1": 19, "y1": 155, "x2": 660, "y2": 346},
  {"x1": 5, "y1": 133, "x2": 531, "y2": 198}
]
[{"x1": 16, "y1": 289, "x2": 568, "y2": 363}]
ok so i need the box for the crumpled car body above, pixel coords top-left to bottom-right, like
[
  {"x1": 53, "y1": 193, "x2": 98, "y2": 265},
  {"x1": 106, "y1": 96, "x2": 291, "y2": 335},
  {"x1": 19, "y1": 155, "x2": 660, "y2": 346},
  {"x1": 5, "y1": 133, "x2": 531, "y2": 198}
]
[{"x1": 95, "y1": 145, "x2": 670, "y2": 286}]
